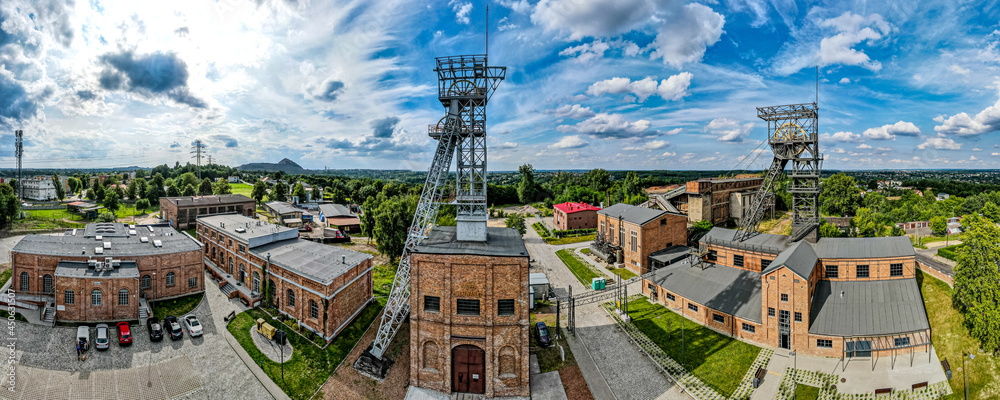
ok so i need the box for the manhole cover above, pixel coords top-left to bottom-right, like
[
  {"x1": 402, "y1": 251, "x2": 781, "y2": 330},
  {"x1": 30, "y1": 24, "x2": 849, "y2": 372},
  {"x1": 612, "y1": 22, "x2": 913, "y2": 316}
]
[{"x1": 841, "y1": 378, "x2": 846, "y2": 383}]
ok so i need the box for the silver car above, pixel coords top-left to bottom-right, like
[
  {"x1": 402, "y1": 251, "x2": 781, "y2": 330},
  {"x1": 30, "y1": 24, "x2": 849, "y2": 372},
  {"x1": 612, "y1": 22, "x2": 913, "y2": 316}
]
[
  {"x1": 183, "y1": 315, "x2": 203, "y2": 337},
  {"x1": 95, "y1": 324, "x2": 110, "y2": 350}
]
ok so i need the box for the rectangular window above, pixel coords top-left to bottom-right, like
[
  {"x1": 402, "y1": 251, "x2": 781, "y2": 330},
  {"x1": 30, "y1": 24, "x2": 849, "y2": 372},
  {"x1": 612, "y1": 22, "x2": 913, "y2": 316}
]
[
  {"x1": 894, "y1": 337, "x2": 910, "y2": 347},
  {"x1": 600, "y1": 221, "x2": 605, "y2": 236},
  {"x1": 456, "y1": 299, "x2": 480, "y2": 316},
  {"x1": 768, "y1": 307, "x2": 775, "y2": 317},
  {"x1": 781, "y1": 293, "x2": 788, "y2": 302},
  {"x1": 712, "y1": 313, "x2": 724, "y2": 323},
  {"x1": 856, "y1": 265, "x2": 870, "y2": 278},
  {"x1": 687, "y1": 303, "x2": 698, "y2": 312},
  {"x1": 794, "y1": 312, "x2": 802, "y2": 322},
  {"x1": 630, "y1": 231, "x2": 637, "y2": 252},
  {"x1": 761, "y1": 259, "x2": 772, "y2": 269},
  {"x1": 734, "y1": 254, "x2": 744, "y2": 267},
  {"x1": 424, "y1": 296, "x2": 440, "y2": 313},
  {"x1": 825, "y1": 264, "x2": 839, "y2": 279},
  {"x1": 817, "y1": 339, "x2": 833, "y2": 348},
  {"x1": 707, "y1": 250, "x2": 718, "y2": 261},
  {"x1": 890, "y1": 263, "x2": 904, "y2": 277},
  {"x1": 497, "y1": 299, "x2": 515, "y2": 316},
  {"x1": 741, "y1": 323, "x2": 755, "y2": 333},
  {"x1": 647, "y1": 283, "x2": 655, "y2": 293},
  {"x1": 660, "y1": 218, "x2": 666, "y2": 225},
  {"x1": 666, "y1": 292, "x2": 676, "y2": 301},
  {"x1": 238, "y1": 244, "x2": 246, "y2": 253},
  {"x1": 188, "y1": 277, "x2": 197, "y2": 288}
]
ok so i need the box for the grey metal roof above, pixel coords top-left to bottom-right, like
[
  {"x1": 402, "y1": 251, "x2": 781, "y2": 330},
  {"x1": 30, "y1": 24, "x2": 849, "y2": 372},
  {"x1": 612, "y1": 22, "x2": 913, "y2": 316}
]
[
  {"x1": 411, "y1": 226, "x2": 528, "y2": 258},
  {"x1": 812, "y1": 236, "x2": 915, "y2": 259},
  {"x1": 646, "y1": 257, "x2": 763, "y2": 323},
  {"x1": 701, "y1": 227, "x2": 792, "y2": 254},
  {"x1": 55, "y1": 261, "x2": 140, "y2": 278},
  {"x1": 649, "y1": 245, "x2": 693, "y2": 265},
  {"x1": 809, "y1": 278, "x2": 929, "y2": 337},
  {"x1": 250, "y1": 238, "x2": 371, "y2": 285},
  {"x1": 265, "y1": 201, "x2": 303, "y2": 215},
  {"x1": 529, "y1": 273, "x2": 549, "y2": 286},
  {"x1": 165, "y1": 194, "x2": 254, "y2": 207},
  {"x1": 597, "y1": 203, "x2": 670, "y2": 226},
  {"x1": 83, "y1": 222, "x2": 130, "y2": 238},
  {"x1": 318, "y1": 204, "x2": 354, "y2": 218},
  {"x1": 763, "y1": 241, "x2": 818, "y2": 279},
  {"x1": 13, "y1": 225, "x2": 200, "y2": 257},
  {"x1": 198, "y1": 214, "x2": 299, "y2": 248}
]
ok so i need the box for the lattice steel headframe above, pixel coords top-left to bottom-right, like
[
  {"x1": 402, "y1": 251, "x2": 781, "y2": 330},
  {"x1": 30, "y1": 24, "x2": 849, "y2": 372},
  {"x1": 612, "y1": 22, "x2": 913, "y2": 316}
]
[
  {"x1": 355, "y1": 55, "x2": 505, "y2": 377},
  {"x1": 733, "y1": 103, "x2": 822, "y2": 243}
]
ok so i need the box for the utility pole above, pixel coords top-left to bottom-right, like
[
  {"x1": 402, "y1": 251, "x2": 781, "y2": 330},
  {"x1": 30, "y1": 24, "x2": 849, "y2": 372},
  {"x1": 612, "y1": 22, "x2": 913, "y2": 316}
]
[
  {"x1": 15, "y1": 130, "x2": 23, "y2": 202},
  {"x1": 207, "y1": 155, "x2": 213, "y2": 166},
  {"x1": 191, "y1": 140, "x2": 206, "y2": 180}
]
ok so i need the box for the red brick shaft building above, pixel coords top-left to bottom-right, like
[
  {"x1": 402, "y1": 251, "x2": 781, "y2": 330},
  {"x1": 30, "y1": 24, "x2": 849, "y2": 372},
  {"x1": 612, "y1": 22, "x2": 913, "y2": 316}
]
[
  {"x1": 552, "y1": 202, "x2": 600, "y2": 231},
  {"x1": 409, "y1": 226, "x2": 530, "y2": 398},
  {"x1": 160, "y1": 194, "x2": 256, "y2": 229},
  {"x1": 593, "y1": 203, "x2": 687, "y2": 275}
]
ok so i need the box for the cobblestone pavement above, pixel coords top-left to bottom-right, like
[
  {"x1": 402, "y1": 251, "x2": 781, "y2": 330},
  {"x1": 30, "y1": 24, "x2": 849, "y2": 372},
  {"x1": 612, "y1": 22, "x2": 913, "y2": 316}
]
[
  {"x1": 3, "y1": 272, "x2": 271, "y2": 399},
  {"x1": 0, "y1": 355, "x2": 202, "y2": 400}
]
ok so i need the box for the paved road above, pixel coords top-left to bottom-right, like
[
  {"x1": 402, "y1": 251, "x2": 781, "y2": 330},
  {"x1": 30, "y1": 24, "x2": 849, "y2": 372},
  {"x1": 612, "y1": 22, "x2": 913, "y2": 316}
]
[
  {"x1": 914, "y1": 241, "x2": 960, "y2": 276},
  {"x1": 525, "y1": 217, "x2": 687, "y2": 400}
]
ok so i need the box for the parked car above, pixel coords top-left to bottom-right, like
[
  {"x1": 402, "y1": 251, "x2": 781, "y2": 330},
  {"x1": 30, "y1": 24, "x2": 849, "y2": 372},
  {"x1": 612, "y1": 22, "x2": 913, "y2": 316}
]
[
  {"x1": 535, "y1": 321, "x2": 551, "y2": 347},
  {"x1": 76, "y1": 326, "x2": 90, "y2": 352},
  {"x1": 183, "y1": 315, "x2": 203, "y2": 337},
  {"x1": 116, "y1": 322, "x2": 132, "y2": 346},
  {"x1": 95, "y1": 324, "x2": 110, "y2": 350},
  {"x1": 164, "y1": 316, "x2": 183, "y2": 340},
  {"x1": 147, "y1": 317, "x2": 163, "y2": 341}
]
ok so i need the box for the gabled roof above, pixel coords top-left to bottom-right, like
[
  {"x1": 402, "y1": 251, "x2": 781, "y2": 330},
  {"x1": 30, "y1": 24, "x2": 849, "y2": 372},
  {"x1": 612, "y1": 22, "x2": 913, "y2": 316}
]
[
  {"x1": 646, "y1": 257, "x2": 762, "y2": 323},
  {"x1": 164, "y1": 194, "x2": 254, "y2": 207},
  {"x1": 763, "y1": 240, "x2": 818, "y2": 280},
  {"x1": 553, "y1": 202, "x2": 601, "y2": 214},
  {"x1": 701, "y1": 227, "x2": 791, "y2": 254},
  {"x1": 809, "y1": 278, "x2": 929, "y2": 336},
  {"x1": 597, "y1": 203, "x2": 670, "y2": 226},
  {"x1": 265, "y1": 201, "x2": 302, "y2": 215},
  {"x1": 813, "y1": 236, "x2": 915, "y2": 259}
]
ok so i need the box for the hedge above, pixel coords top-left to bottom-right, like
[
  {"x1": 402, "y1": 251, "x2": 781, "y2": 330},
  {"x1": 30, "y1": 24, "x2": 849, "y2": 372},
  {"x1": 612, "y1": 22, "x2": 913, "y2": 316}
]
[
  {"x1": 937, "y1": 244, "x2": 964, "y2": 261},
  {"x1": 552, "y1": 228, "x2": 596, "y2": 237}
]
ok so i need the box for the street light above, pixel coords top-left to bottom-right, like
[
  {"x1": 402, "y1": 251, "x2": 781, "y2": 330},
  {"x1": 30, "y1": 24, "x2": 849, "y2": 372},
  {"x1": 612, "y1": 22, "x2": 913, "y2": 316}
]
[
  {"x1": 790, "y1": 351, "x2": 797, "y2": 399},
  {"x1": 965, "y1": 352, "x2": 976, "y2": 400},
  {"x1": 673, "y1": 306, "x2": 685, "y2": 367}
]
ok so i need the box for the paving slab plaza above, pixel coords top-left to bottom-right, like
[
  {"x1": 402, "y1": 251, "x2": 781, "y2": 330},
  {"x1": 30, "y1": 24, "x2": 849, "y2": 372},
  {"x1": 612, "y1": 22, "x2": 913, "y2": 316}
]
[{"x1": 1, "y1": 269, "x2": 272, "y2": 400}]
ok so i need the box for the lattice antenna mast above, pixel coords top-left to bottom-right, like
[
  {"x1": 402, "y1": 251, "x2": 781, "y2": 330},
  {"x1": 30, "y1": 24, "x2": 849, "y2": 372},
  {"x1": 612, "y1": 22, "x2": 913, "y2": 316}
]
[
  {"x1": 361, "y1": 55, "x2": 505, "y2": 366},
  {"x1": 190, "y1": 140, "x2": 206, "y2": 180},
  {"x1": 733, "y1": 103, "x2": 821, "y2": 242},
  {"x1": 207, "y1": 155, "x2": 214, "y2": 166},
  {"x1": 14, "y1": 130, "x2": 22, "y2": 202}
]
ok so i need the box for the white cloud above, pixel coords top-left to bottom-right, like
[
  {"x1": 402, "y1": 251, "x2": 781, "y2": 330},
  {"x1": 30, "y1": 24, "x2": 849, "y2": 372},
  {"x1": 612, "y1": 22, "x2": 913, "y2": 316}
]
[
  {"x1": 497, "y1": 17, "x2": 519, "y2": 32},
  {"x1": 498, "y1": 141, "x2": 518, "y2": 149},
  {"x1": 550, "y1": 135, "x2": 588, "y2": 149},
  {"x1": 973, "y1": 148, "x2": 983, "y2": 151},
  {"x1": 831, "y1": 148, "x2": 846, "y2": 153},
  {"x1": 862, "y1": 121, "x2": 921, "y2": 140},
  {"x1": 917, "y1": 138, "x2": 962, "y2": 150},
  {"x1": 857, "y1": 143, "x2": 872, "y2": 149},
  {"x1": 663, "y1": 128, "x2": 682, "y2": 135},
  {"x1": 704, "y1": 118, "x2": 754, "y2": 142},
  {"x1": 992, "y1": 152, "x2": 1000, "y2": 156},
  {"x1": 531, "y1": 0, "x2": 655, "y2": 40},
  {"x1": 559, "y1": 41, "x2": 611, "y2": 63},
  {"x1": 839, "y1": 78, "x2": 850, "y2": 84},
  {"x1": 496, "y1": 0, "x2": 531, "y2": 14},
  {"x1": 587, "y1": 72, "x2": 693, "y2": 102},
  {"x1": 449, "y1": 1, "x2": 473, "y2": 25},
  {"x1": 662, "y1": 151, "x2": 676, "y2": 157},
  {"x1": 558, "y1": 113, "x2": 659, "y2": 138},
  {"x1": 933, "y1": 97, "x2": 1000, "y2": 136},
  {"x1": 970, "y1": 155, "x2": 978, "y2": 161},
  {"x1": 949, "y1": 64, "x2": 970, "y2": 75},
  {"x1": 550, "y1": 104, "x2": 596, "y2": 119},
  {"x1": 816, "y1": 12, "x2": 890, "y2": 71},
  {"x1": 648, "y1": 4, "x2": 725, "y2": 68},
  {"x1": 623, "y1": 140, "x2": 670, "y2": 151},
  {"x1": 820, "y1": 131, "x2": 861, "y2": 142}
]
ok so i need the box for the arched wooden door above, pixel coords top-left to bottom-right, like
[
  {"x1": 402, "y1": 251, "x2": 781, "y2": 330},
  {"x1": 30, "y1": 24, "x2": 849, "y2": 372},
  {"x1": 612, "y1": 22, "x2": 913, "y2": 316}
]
[{"x1": 452, "y1": 345, "x2": 485, "y2": 394}]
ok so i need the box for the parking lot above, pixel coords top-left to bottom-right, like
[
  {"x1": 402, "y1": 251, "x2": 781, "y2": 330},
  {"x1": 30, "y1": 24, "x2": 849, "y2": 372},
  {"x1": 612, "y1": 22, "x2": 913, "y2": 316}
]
[{"x1": 0, "y1": 272, "x2": 273, "y2": 399}]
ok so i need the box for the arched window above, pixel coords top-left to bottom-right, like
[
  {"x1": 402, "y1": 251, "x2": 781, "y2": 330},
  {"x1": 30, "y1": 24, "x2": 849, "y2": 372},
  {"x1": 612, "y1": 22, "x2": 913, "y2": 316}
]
[
  {"x1": 253, "y1": 272, "x2": 260, "y2": 293},
  {"x1": 141, "y1": 275, "x2": 151, "y2": 289},
  {"x1": 166, "y1": 272, "x2": 175, "y2": 287},
  {"x1": 19, "y1": 272, "x2": 28, "y2": 291},
  {"x1": 499, "y1": 346, "x2": 517, "y2": 377},
  {"x1": 240, "y1": 264, "x2": 246, "y2": 282},
  {"x1": 422, "y1": 341, "x2": 439, "y2": 370},
  {"x1": 310, "y1": 300, "x2": 319, "y2": 319},
  {"x1": 42, "y1": 274, "x2": 53, "y2": 293},
  {"x1": 91, "y1": 289, "x2": 102, "y2": 306},
  {"x1": 118, "y1": 289, "x2": 129, "y2": 305},
  {"x1": 211, "y1": 247, "x2": 216, "y2": 260},
  {"x1": 229, "y1": 257, "x2": 234, "y2": 274},
  {"x1": 64, "y1": 290, "x2": 75, "y2": 305},
  {"x1": 287, "y1": 289, "x2": 295, "y2": 307}
]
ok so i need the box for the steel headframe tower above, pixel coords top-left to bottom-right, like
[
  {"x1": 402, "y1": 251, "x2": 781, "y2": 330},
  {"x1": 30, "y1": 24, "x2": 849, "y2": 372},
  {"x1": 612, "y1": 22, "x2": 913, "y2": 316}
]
[
  {"x1": 15, "y1": 130, "x2": 23, "y2": 201},
  {"x1": 355, "y1": 54, "x2": 505, "y2": 377},
  {"x1": 733, "y1": 103, "x2": 821, "y2": 243},
  {"x1": 191, "y1": 140, "x2": 206, "y2": 180}
]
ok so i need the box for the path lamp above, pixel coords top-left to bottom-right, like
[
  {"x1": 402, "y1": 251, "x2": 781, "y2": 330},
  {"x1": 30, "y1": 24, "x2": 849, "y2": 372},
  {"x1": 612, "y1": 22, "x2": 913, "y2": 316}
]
[
  {"x1": 965, "y1": 352, "x2": 975, "y2": 400},
  {"x1": 790, "y1": 351, "x2": 797, "y2": 399},
  {"x1": 673, "y1": 306, "x2": 685, "y2": 368}
]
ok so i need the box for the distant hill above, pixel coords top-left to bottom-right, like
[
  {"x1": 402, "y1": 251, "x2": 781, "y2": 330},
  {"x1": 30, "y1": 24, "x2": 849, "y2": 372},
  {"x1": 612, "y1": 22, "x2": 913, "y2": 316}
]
[{"x1": 236, "y1": 158, "x2": 310, "y2": 174}]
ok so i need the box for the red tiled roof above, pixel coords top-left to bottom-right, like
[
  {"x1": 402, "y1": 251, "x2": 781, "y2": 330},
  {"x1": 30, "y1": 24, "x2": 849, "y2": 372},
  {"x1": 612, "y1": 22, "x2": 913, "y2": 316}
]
[
  {"x1": 67, "y1": 201, "x2": 85, "y2": 206},
  {"x1": 553, "y1": 202, "x2": 601, "y2": 214}
]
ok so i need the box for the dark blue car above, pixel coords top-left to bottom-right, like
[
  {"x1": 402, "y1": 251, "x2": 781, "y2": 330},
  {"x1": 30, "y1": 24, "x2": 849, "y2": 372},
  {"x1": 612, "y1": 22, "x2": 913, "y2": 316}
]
[{"x1": 535, "y1": 322, "x2": 552, "y2": 347}]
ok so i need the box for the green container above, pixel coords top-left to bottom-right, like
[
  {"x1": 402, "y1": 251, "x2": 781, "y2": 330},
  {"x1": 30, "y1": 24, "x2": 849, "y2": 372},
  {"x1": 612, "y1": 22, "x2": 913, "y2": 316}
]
[
  {"x1": 600, "y1": 278, "x2": 607, "y2": 290},
  {"x1": 592, "y1": 277, "x2": 601, "y2": 290}
]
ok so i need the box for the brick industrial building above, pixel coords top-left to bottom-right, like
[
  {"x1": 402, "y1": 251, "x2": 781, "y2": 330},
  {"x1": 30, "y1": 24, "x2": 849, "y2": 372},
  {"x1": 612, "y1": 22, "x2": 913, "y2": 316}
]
[
  {"x1": 408, "y1": 226, "x2": 530, "y2": 397},
  {"x1": 318, "y1": 203, "x2": 361, "y2": 233},
  {"x1": 552, "y1": 202, "x2": 600, "y2": 230},
  {"x1": 646, "y1": 176, "x2": 763, "y2": 226},
  {"x1": 198, "y1": 214, "x2": 373, "y2": 342},
  {"x1": 10, "y1": 222, "x2": 203, "y2": 323},
  {"x1": 643, "y1": 227, "x2": 930, "y2": 358},
  {"x1": 590, "y1": 203, "x2": 687, "y2": 275},
  {"x1": 160, "y1": 194, "x2": 256, "y2": 229}
]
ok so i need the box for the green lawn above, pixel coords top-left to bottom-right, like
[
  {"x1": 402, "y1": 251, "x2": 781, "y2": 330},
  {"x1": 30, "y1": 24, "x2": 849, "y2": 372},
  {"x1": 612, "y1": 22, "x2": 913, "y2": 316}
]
[
  {"x1": 627, "y1": 297, "x2": 761, "y2": 397},
  {"x1": 918, "y1": 269, "x2": 998, "y2": 399},
  {"x1": 373, "y1": 263, "x2": 397, "y2": 298},
  {"x1": 544, "y1": 234, "x2": 596, "y2": 245},
  {"x1": 227, "y1": 302, "x2": 382, "y2": 400},
  {"x1": 529, "y1": 304, "x2": 577, "y2": 373},
  {"x1": 610, "y1": 267, "x2": 638, "y2": 281},
  {"x1": 794, "y1": 384, "x2": 820, "y2": 400},
  {"x1": 580, "y1": 248, "x2": 591, "y2": 254},
  {"x1": 936, "y1": 244, "x2": 964, "y2": 262},
  {"x1": 555, "y1": 249, "x2": 602, "y2": 286},
  {"x1": 0, "y1": 269, "x2": 10, "y2": 286},
  {"x1": 22, "y1": 204, "x2": 160, "y2": 223},
  {"x1": 532, "y1": 222, "x2": 550, "y2": 238},
  {"x1": 151, "y1": 293, "x2": 204, "y2": 319},
  {"x1": 230, "y1": 183, "x2": 254, "y2": 197}
]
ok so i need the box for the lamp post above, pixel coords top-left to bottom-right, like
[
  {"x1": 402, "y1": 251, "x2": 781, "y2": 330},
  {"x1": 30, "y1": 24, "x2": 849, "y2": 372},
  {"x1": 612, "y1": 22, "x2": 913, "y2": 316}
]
[
  {"x1": 265, "y1": 253, "x2": 271, "y2": 307},
  {"x1": 965, "y1": 352, "x2": 975, "y2": 400},
  {"x1": 790, "y1": 350, "x2": 797, "y2": 399},
  {"x1": 673, "y1": 306, "x2": 685, "y2": 367}
]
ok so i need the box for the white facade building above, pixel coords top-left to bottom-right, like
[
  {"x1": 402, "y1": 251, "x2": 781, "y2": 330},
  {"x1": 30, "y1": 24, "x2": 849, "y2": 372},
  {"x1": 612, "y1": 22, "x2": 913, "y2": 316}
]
[{"x1": 22, "y1": 178, "x2": 57, "y2": 201}]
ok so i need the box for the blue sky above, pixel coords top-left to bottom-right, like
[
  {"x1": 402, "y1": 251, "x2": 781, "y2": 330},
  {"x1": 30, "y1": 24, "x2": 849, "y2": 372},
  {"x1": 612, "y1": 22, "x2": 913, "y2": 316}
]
[{"x1": 1, "y1": 0, "x2": 999, "y2": 171}]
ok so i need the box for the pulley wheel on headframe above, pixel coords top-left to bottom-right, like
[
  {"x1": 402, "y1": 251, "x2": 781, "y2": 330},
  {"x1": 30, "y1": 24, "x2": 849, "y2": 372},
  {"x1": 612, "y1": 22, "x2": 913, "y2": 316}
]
[
  {"x1": 436, "y1": 116, "x2": 467, "y2": 133},
  {"x1": 773, "y1": 122, "x2": 807, "y2": 156},
  {"x1": 447, "y1": 79, "x2": 477, "y2": 96}
]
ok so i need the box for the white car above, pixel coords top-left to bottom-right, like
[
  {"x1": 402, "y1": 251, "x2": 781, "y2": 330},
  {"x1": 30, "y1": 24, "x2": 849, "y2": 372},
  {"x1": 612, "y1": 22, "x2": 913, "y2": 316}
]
[
  {"x1": 183, "y1": 315, "x2": 203, "y2": 337},
  {"x1": 95, "y1": 324, "x2": 110, "y2": 350}
]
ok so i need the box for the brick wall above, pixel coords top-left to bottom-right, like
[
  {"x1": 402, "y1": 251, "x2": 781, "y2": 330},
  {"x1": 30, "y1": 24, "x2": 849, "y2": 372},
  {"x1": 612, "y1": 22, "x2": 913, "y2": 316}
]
[
  {"x1": 554, "y1": 210, "x2": 598, "y2": 231},
  {"x1": 599, "y1": 212, "x2": 686, "y2": 275},
  {"x1": 816, "y1": 256, "x2": 916, "y2": 281},
  {"x1": 54, "y1": 275, "x2": 140, "y2": 322}
]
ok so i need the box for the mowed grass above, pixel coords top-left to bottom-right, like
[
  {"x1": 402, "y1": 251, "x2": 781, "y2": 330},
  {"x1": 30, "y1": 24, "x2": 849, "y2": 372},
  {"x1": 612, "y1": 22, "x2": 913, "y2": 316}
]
[
  {"x1": 555, "y1": 249, "x2": 602, "y2": 286},
  {"x1": 230, "y1": 182, "x2": 254, "y2": 197},
  {"x1": 794, "y1": 384, "x2": 820, "y2": 400},
  {"x1": 627, "y1": 297, "x2": 761, "y2": 397},
  {"x1": 918, "y1": 269, "x2": 999, "y2": 399},
  {"x1": 227, "y1": 303, "x2": 382, "y2": 400},
  {"x1": 23, "y1": 204, "x2": 160, "y2": 221},
  {"x1": 545, "y1": 234, "x2": 596, "y2": 245},
  {"x1": 529, "y1": 303, "x2": 577, "y2": 373},
  {"x1": 0, "y1": 269, "x2": 10, "y2": 286},
  {"x1": 609, "y1": 266, "x2": 638, "y2": 281},
  {"x1": 151, "y1": 292, "x2": 204, "y2": 319}
]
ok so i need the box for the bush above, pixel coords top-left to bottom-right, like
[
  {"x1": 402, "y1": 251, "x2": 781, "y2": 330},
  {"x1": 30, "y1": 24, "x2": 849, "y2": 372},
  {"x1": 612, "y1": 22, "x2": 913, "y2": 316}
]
[
  {"x1": 552, "y1": 228, "x2": 596, "y2": 237},
  {"x1": 532, "y1": 222, "x2": 550, "y2": 238},
  {"x1": 96, "y1": 212, "x2": 117, "y2": 222},
  {"x1": 937, "y1": 244, "x2": 963, "y2": 261}
]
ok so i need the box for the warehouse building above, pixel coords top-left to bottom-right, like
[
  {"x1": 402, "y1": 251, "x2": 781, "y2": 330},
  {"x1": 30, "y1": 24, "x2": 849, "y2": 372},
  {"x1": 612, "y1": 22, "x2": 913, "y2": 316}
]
[
  {"x1": 318, "y1": 203, "x2": 361, "y2": 233},
  {"x1": 264, "y1": 201, "x2": 305, "y2": 227},
  {"x1": 10, "y1": 222, "x2": 203, "y2": 323},
  {"x1": 160, "y1": 194, "x2": 256, "y2": 229},
  {"x1": 590, "y1": 203, "x2": 687, "y2": 275},
  {"x1": 198, "y1": 214, "x2": 373, "y2": 342},
  {"x1": 643, "y1": 227, "x2": 930, "y2": 359},
  {"x1": 552, "y1": 202, "x2": 601, "y2": 230},
  {"x1": 646, "y1": 175, "x2": 763, "y2": 226}
]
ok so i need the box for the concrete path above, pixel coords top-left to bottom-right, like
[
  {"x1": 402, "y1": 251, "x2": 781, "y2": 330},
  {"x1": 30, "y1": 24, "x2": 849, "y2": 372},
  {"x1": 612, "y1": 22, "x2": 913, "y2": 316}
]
[{"x1": 530, "y1": 355, "x2": 569, "y2": 400}]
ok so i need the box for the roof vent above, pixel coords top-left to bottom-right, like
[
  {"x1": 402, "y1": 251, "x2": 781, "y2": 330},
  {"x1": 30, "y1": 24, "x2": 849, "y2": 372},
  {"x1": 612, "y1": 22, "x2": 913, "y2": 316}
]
[
  {"x1": 129, "y1": 224, "x2": 136, "y2": 229},
  {"x1": 342, "y1": 255, "x2": 346, "y2": 264},
  {"x1": 95, "y1": 247, "x2": 104, "y2": 254},
  {"x1": 103, "y1": 242, "x2": 111, "y2": 249},
  {"x1": 148, "y1": 226, "x2": 154, "y2": 232},
  {"x1": 88, "y1": 259, "x2": 97, "y2": 268},
  {"x1": 72, "y1": 229, "x2": 77, "y2": 236},
  {"x1": 96, "y1": 235, "x2": 103, "y2": 241},
  {"x1": 129, "y1": 230, "x2": 137, "y2": 236},
  {"x1": 153, "y1": 240, "x2": 163, "y2": 248},
  {"x1": 140, "y1": 237, "x2": 149, "y2": 243},
  {"x1": 840, "y1": 290, "x2": 845, "y2": 298},
  {"x1": 235, "y1": 227, "x2": 246, "y2": 233}
]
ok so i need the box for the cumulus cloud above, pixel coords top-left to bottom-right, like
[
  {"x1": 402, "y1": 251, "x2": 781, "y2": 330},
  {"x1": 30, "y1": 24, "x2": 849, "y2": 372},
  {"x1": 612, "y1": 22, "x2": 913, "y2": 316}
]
[
  {"x1": 649, "y1": 4, "x2": 725, "y2": 68},
  {"x1": 587, "y1": 73, "x2": 693, "y2": 102},
  {"x1": 498, "y1": 141, "x2": 518, "y2": 149},
  {"x1": 550, "y1": 104, "x2": 596, "y2": 119},
  {"x1": 917, "y1": 137, "x2": 962, "y2": 150},
  {"x1": 623, "y1": 140, "x2": 670, "y2": 151},
  {"x1": 316, "y1": 80, "x2": 345, "y2": 102},
  {"x1": 0, "y1": 74, "x2": 40, "y2": 126},
  {"x1": 213, "y1": 135, "x2": 239, "y2": 148},
  {"x1": 449, "y1": 1, "x2": 473, "y2": 25},
  {"x1": 497, "y1": 0, "x2": 531, "y2": 14},
  {"x1": 531, "y1": 0, "x2": 656, "y2": 40},
  {"x1": 704, "y1": 118, "x2": 753, "y2": 142},
  {"x1": 857, "y1": 143, "x2": 872, "y2": 149},
  {"x1": 819, "y1": 131, "x2": 861, "y2": 142},
  {"x1": 550, "y1": 135, "x2": 588, "y2": 149},
  {"x1": 816, "y1": 12, "x2": 890, "y2": 71},
  {"x1": 862, "y1": 121, "x2": 921, "y2": 140},
  {"x1": 992, "y1": 152, "x2": 1000, "y2": 156},
  {"x1": 558, "y1": 113, "x2": 659, "y2": 138},
  {"x1": 370, "y1": 117, "x2": 400, "y2": 138},
  {"x1": 933, "y1": 97, "x2": 1000, "y2": 136},
  {"x1": 839, "y1": 78, "x2": 850, "y2": 84},
  {"x1": 559, "y1": 41, "x2": 611, "y2": 63},
  {"x1": 98, "y1": 51, "x2": 207, "y2": 108}
]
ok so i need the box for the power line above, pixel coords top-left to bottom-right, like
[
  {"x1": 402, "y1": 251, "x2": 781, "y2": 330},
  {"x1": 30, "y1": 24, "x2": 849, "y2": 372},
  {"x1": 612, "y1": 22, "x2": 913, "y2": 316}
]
[{"x1": 190, "y1": 140, "x2": 206, "y2": 180}]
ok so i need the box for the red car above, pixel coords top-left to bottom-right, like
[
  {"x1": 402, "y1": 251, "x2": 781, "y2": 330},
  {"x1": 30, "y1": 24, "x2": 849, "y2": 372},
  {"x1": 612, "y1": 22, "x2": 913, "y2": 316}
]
[{"x1": 117, "y1": 322, "x2": 132, "y2": 346}]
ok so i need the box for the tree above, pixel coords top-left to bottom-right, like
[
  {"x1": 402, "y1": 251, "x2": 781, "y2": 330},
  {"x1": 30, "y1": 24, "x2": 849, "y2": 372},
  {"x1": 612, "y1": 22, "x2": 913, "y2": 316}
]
[
  {"x1": 199, "y1": 178, "x2": 213, "y2": 196},
  {"x1": 820, "y1": 222, "x2": 842, "y2": 238},
  {"x1": 135, "y1": 198, "x2": 150, "y2": 215},
  {"x1": 251, "y1": 180, "x2": 267, "y2": 205},
  {"x1": 270, "y1": 182, "x2": 288, "y2": 202},
  {"x1": 292, "y1": 182, "x2": 307, "y2": 202},
  {"x1": 583, "y1": 168, "x2": 612, "y2": 193},
  {"x1": 953, "y1": 214, "x2": 1000, "y2": 353},
  {"x1": 329, "y1": 187, "x2": 346, "y2": 205},
  {"x1": 213, "y1": 178, "x2": 232, "y2": 195},
  {"x1": 982, "y1": 201, "x2": 1000, "y2": 223},
  {"x1": 373, "y1": 196, "x2": 411, "y2": 261},
  {"x1": 505, "y1": 213, "x2": 526, "y2": 236},
  {"x1": 178, "y1": 172, "x2": 200, "y2": 189},
  {"x1": 820, "y1": 173, "x2": 862, "y2": 216},
  {"x1": 167, "y1": 184, "x2": 181, "y2": 197},
  {"x1": 52, "y1": 175, "x2": 66, "y2": 200},
  {"x1": 8, "y1": 179, "x2": 17, "y2": 198},
  {"x1": 929, "y1": 216, "x2": 947, "y2": 236},
  {"x1": 851, "y1": 207, "x2": 883, "y2": 237},
  {"x1": 102, "y1": 190, "x2": 121, "y2": 214},
  {"x1": 360, "y1": 196, "x2": 378, "y2": 242},
  {"x1": 517, "y1": 164, "x2": 536, "y2": 203},
  {"x1": 182, "y1": 184, "x2": 197, "y2": 197},
  {"x1": 0, "y1": 184, "x2": 19, "y2": 229},
  {"x1": 146, "y1": 174, "x2": 165, "y2": 202},
  {"x1": 96, "y1": 212, "x2": 117, "y2": 223}
]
